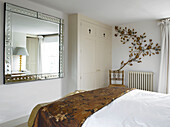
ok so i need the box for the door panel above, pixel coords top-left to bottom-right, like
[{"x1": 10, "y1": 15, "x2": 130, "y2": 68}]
[
  {"x1": 80, "y1": 73, "x2": 96, "y2": 90},
  {"x1": 80, "y1": 21, "x2": 96, "y2": 90},
  {"x1": 95, "y1": 39, "x2": 108, "y2": 71},
  {"x1": 95, "y1": 27, "x2": 111, "y2": 88},
  {"x1": 81, "y1": 37, "x2": 96, "y2": 73},
  {"x1": 81, "y1": 21, "x2": 96, "y2": 38},
  {"x1": 96, "y1": 71, "x2": 108, "y2": 89}
]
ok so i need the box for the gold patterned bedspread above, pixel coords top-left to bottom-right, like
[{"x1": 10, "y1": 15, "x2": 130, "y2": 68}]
[{"x1": 31, "y1": 86, "x2": 133, "y2": 127}]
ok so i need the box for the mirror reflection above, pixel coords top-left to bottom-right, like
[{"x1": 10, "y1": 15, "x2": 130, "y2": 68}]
[
  {"x1": 4, "y1": 3, "x2": 64, "y2": 84},
  {"x1": 11, "y1": 13, "x2": 59, "y2": 75}
]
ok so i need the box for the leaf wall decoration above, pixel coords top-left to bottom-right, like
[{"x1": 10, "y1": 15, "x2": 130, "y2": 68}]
[{"x1": 114, "y1": 26, "x2": 161, "y2": 71}]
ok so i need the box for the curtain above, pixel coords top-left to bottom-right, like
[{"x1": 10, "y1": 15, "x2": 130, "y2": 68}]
[
  {"x1": 38, "y1": 36, "x2": 43, "y2": 74},
  {"x1": 158, "y1": 19, "x2": 170, "y2": 94}
]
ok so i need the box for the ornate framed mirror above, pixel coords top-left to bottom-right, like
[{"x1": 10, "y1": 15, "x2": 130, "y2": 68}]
[{"x1": 3, "y1": 3, "x2": 64, "y2": 84}]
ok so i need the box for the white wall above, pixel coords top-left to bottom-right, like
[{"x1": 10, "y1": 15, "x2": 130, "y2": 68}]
[
  {"x1": 0, "y1": 0, "x2": 68, "y2": 125},
  {"x1": 112, "y1": 20, "x2": 161, "y2": 92}
]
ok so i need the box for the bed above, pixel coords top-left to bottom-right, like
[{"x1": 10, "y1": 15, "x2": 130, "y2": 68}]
[{"x1": 28, "y1": 86, "x2": 170, "y2": 127}]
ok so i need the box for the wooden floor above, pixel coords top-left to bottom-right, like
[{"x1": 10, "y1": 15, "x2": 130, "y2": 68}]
[{"x1": 16, "y1": 123, "x2": 27, "y2": 127}]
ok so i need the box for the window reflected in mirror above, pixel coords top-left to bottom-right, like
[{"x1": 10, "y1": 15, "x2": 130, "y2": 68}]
[{"x1": 26, "y1": 35, "x2": 59, "y2": 74}]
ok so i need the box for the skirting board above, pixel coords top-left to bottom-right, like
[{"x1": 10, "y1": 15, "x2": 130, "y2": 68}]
[{"x1": 0, "y1": 115, "x2": 29, "y2": 127}]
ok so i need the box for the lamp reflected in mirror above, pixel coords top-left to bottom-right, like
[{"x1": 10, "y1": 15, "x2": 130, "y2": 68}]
[{"x1": 13, "y1": 47, "x2": 29, "y2": 72}]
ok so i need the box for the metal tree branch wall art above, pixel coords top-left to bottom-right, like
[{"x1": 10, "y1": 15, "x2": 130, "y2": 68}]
[{"x1": 114, "y1": 26, "x2": 161, "y2": 71}]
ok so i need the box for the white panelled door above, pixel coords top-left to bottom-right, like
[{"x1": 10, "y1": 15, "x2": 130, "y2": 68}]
[
  {"x1": 79, "y1": 21, "x2": 112, "y2": 90},
  {"x1": 80, "y1": 21, "x2": 96, "y2": 90},
  {"x1": 95, "y1": 27, "x2": 111, "y2": 88},
  {"x1": 95, "y1": 39, "x2": 106, "y2": 88}
]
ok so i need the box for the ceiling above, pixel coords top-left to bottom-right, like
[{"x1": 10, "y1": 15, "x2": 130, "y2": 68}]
[
  {"x1": 12, "y1": 13, "x2": 59, "y2": 35},
  {"x1": 28, "y1": 0, "x2": 170, "y2": 25}
]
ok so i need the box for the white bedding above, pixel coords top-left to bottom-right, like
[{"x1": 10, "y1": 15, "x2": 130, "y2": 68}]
[{"x1": 82, "y1": 89, "x2": 170, "y2": 127}]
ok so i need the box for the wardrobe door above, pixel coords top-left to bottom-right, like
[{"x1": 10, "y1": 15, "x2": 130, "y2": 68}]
[
  {"x1": 95, "y1": 27, "x2": 112, "y2": 88},
  {"x1": 79, "y1": 21, "x2": 96, "y2": 90},
  {"x1": 95, "y1": 38, "x2": 105, "y2": 88}
]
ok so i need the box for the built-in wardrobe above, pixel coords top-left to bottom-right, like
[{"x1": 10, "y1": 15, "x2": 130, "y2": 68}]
[{"x1": 68, "y1": 14, "x2": 112, "y2": 91}]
